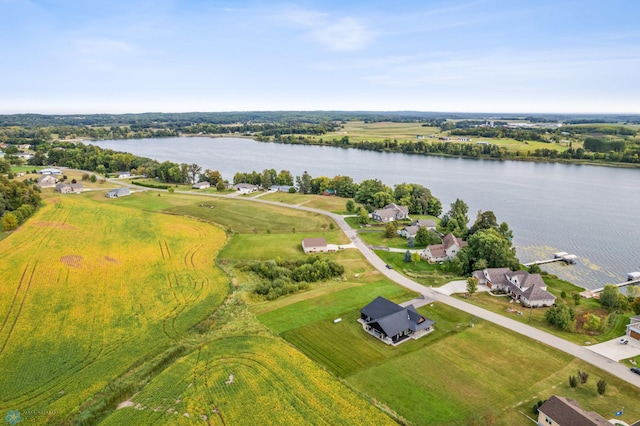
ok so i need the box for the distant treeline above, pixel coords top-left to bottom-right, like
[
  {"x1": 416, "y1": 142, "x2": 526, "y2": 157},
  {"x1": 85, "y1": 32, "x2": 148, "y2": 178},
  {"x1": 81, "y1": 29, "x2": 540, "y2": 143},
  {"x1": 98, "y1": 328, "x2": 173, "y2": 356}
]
[{"x1": 2, "y1": 111, "x2": 640, "y2": 128}]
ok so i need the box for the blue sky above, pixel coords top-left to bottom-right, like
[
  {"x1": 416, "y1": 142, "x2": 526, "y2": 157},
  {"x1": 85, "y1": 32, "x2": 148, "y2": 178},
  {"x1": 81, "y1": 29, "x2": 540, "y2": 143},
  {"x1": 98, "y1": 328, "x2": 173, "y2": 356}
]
[{"x1": 2, "y1": 0, "x2": 639, "y2": 114}]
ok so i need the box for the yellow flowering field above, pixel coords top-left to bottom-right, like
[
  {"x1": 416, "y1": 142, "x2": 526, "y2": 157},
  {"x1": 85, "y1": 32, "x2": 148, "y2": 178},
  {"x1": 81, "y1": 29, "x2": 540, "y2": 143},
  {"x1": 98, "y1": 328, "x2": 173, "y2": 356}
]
[{"x1": 0, "y1": 194, "x2": 229, "y2": 421}]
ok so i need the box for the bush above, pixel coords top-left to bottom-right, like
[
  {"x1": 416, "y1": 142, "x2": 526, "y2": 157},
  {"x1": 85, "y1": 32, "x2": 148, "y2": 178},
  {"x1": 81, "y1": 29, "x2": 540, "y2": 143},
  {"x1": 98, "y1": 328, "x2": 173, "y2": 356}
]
[
  {"x1": 569, "y1": 375, "x2": 578, "y2": 388},
  {"x1": 597, "y1": 379, "x2": 606, "y2": 395}
]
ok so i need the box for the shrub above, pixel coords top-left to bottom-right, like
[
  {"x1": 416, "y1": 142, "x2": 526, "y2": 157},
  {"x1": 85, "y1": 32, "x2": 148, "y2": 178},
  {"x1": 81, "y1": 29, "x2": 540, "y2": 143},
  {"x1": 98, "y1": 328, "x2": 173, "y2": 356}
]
[
  {"x1": 597, "y1": 379, "x2": 606, "y2": 395},
  {"x1": 569, "y1": 375, "x2": 578, "y2": 388}
]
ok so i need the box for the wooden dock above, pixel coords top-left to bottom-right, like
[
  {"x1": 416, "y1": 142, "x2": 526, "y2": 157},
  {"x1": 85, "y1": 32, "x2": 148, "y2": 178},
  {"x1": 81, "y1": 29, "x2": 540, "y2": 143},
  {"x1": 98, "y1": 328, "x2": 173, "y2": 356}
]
[
  {"x1": 523, "y1": 252, "x2": 578, "y2": 267},
  {"x1": 581, "y1": 272, "x2": 640, "y2": 298}
]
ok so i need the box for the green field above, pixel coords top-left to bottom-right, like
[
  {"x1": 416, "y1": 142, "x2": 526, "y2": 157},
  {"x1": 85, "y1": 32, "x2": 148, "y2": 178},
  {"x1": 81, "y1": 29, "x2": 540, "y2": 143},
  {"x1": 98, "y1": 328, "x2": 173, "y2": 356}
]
[
  {"x1": 312, "y1": 121, "x2": 574, "y2": 154},
  {"x1": 258, "y1": 191, "x2": 355, "y2": 213}
]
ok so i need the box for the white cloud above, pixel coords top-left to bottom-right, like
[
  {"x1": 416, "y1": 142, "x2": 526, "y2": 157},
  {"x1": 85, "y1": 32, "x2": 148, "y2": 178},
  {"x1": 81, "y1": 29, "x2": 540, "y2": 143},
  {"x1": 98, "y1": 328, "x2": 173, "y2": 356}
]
[{"x1": 279, "y1": 6, "x2": 374, "y2": 51}]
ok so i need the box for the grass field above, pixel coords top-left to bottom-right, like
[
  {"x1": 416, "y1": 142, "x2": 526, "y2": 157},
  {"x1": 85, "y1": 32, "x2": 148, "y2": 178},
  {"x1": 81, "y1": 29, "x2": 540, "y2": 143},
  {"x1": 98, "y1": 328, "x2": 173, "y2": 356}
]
[
  {"x1": 258, "y1": 191, "x2": 355, "y2": 213},
  {"x1": 312, "y1": 121, "x2": 574, "y2": 154},
  {"x1": 0, "y1": 192, "x2": 229, "y2": 422},
  {"x1": 165, "y1": 196, "x2": 336, "y2": 234}
]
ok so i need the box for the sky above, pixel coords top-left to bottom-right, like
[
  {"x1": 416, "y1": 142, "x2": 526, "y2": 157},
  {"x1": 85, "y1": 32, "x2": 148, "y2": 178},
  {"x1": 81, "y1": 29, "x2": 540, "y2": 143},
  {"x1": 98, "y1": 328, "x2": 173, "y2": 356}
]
[{"x1": 1, "y1": 0, "x2": 639, "y2": 114}]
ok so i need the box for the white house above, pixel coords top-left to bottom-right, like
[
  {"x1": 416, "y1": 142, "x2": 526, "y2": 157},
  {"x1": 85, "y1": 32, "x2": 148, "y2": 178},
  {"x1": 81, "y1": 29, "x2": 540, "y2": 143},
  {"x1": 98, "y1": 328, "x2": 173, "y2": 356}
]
[
  {"x1": 302, "y1": 237, "x2": 328, "y2": 254},
  {"x1": 192, "y1": 181, "x2": 210, "y2": 189},
  {"x1": 472, "y1": 268, "x2": 556, "y2": 307},
  {"x1": 39, "y1": 168, "x2": 62, "y2": 175},
  {"x1": 421, "y1": 233, "x2": 467, "y2": 262},
  {"x1": 398, "y1": 219, "x2": 437, "y2": 239},
  {"x1": 106, "y1": 188, "x2": 131, "y2": 198},
  {"x1": 371, "y1": 203, "x2": 409, "y2": 223},
  {"x1": 233, "y1": 183, "x2": 259, "y2": 194}
]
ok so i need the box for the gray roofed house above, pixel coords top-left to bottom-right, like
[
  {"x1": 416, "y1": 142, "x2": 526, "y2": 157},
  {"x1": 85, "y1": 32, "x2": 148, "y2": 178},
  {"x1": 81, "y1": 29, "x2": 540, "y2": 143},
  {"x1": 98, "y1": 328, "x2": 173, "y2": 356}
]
[
  {"x1": 421, "y1": 233, "x2": 467, "y2": 262},
  {"x1": 106, "y1": 188, "x2": 131, "y2": 198},
  {"x1": 398, "y1": 225, "x2": 420, "y2": 239},
  {"x1": 412, "y1": 219, "x2": 437, "y2": 230},
  {"x1": 233, "y1": 183, "x2": 259, "y2": 194},
  {"x1": 473, "y1": 268, "x2": 556, "y2": 307},
  {"x1": 371, "y1": 203, "x2": 409, "y2": 223},
  {"x1": 37, "y1": 174, "x2": 58, "y2": 189},
  {"x1": 55, "y1": 183, "x2": 84, "y2": 194},
  {"x1": 359, "y1": 296, "x2": 435, "y2": 345},
  {"x1": 537, "y1": 395, "x2": 610, "y2": 426}
]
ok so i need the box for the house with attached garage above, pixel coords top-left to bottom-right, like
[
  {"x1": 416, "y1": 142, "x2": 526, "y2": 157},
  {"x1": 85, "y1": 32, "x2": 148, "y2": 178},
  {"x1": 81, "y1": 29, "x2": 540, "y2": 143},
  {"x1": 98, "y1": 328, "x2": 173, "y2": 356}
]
[
  {"x1": 398, "y1": 219, "x2": 437, "y2": 238},
  {"x1": 626, "y1": 315, "x2": 640, "y2": 341},
  {"x1": 371, "y1": 203, "x2": 409, "y2": 223},
  {"x1": 472, "y1": 268, "x2": 556, "y2": 307},
  {"x1": 55, "y1": 183, "x2": 84, "y2": 194},
  {"x1": 421, "y1": 233, "x2": 467, "y2": 262},
  {"x1": 233, "y1": 183, "x2": 259, "y2": 194},
  {"x1": 359, "y1": 296, "x2": 435, "y2": 345}
]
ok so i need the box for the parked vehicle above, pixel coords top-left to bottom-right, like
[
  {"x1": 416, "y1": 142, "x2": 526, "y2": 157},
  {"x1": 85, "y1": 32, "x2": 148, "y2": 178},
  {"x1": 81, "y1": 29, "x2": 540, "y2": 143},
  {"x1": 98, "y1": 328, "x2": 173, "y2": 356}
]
[
  {"x1": 619, "y1": 338, "x2": 629, "y2": 345},
  {"x1": 631, "y1": 367, "x2": 640, "y2": 375}
]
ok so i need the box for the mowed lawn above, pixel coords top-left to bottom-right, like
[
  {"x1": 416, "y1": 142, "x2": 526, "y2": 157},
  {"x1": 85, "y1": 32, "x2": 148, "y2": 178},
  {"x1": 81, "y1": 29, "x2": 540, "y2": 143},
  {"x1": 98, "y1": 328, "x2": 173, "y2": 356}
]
[
  {"x1": 261, "y1": 294, "x2": 640, "y2": 425},
  {"x1": 0, "y1": 193, "x2": 229, "y2": 421},
  {"x1": 258, "y1": 192, "x2": 355, "y2": 213},
  {"x1": 165, "y1": 196, "x2": 336, "y2": 234},
  {"x1": 101, "y1": 335, "x2": 396, "y2": 426}
]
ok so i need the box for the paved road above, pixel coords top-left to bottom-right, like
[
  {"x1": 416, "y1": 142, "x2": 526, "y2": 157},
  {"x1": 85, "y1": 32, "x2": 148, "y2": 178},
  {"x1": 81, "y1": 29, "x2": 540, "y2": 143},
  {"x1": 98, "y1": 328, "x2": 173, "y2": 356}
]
[
  {"x1": 103, "y1": 185, "x2": 640, "y2": 389},
  {"x1": 243, "y1": 197, "x2": 640, "y2": 389}
]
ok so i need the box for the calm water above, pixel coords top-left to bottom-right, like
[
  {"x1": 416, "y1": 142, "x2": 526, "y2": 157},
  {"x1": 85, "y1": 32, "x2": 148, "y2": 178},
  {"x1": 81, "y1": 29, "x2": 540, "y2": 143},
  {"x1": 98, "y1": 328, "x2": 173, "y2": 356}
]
[{"x1": 93, "y1": 137, "x2": 640, "y2": 290}]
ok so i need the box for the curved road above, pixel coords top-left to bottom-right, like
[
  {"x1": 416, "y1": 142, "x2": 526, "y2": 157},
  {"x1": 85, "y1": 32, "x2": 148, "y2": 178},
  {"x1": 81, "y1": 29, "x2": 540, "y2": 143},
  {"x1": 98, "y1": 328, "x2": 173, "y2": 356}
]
[
  {"x1": 102, "y1": 182, "x2": 640, "y2": 390},
  {"x1": 245, "y1": 196, "x2": 640, "y2": 390}
]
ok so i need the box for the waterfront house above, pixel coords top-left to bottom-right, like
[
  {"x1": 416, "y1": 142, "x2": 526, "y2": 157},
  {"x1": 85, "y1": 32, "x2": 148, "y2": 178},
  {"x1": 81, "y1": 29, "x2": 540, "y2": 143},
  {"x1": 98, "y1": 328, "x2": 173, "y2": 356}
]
[
  {"x1": 371, "y1": 203, "x2": 409, "y2": 223},
  {"x1": 359, "y1": 296, "x2": 434, "y2": 345},
  {"x1": 472, "y1": 268, "x2": 556, "y2": 307},
  {"x1": 421, "y1": 233, "x2": 467, "y2": 262},
  {"x1": 626, "y1": 315, "x2": 640, "y2": 341}
]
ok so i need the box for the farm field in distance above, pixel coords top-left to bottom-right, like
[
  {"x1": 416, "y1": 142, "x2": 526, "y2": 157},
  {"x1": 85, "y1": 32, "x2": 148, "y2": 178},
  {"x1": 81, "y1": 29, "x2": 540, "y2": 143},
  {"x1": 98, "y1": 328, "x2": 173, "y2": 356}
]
[{"x1": 311, "y1": 120, "x2": 575, "y2": 154}]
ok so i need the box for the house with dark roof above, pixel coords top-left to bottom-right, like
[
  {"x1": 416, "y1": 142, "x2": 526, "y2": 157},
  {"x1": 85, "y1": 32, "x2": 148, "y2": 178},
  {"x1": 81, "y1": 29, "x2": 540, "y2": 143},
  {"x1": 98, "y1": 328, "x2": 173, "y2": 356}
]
[
  {"x1": 472, "y1": 268, "x2": 556, "y2": 307},
  {"x1": 537, "y1": 395, "x2": 610, "y2": 426},
  {"x1": 371, "y1": 203, "x2": 409, "y2": 223},
  {"x1": 359, "y1": 296, "x2": 435, "y2": 345},
  {"x1": 421, "y1": 233, "x2": 467, "y2": 262},
  {"x1": 302, "y1": 237, "x2": 328, "y2": 254}
]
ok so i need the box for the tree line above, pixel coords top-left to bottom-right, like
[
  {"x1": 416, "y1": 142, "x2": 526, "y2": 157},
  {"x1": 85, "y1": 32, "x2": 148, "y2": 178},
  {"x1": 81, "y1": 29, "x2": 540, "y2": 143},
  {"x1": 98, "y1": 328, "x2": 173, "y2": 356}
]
[
  {"x1": 249, "y1": 256, "x2": 345, "y2": 300},
  {"x1": 0, "y1": 174, "x2": 41, "y2": 231}
]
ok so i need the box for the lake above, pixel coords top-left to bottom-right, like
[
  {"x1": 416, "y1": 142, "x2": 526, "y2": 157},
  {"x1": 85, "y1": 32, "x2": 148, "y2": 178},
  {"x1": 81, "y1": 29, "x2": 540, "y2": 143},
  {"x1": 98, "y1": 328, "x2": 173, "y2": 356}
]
[{"x1": 93, "y1": 136, "x2": 640, "y2": 290}]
